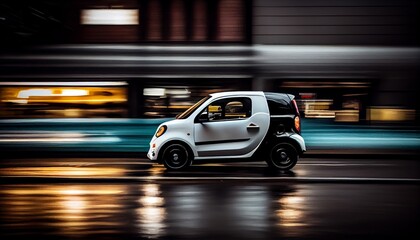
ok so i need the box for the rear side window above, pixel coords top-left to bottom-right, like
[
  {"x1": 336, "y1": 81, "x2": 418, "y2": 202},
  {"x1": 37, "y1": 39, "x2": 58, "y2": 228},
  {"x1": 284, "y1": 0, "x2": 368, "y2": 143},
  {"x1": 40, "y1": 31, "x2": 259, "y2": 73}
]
[{"x1": 267, "y1": 99, "x2": 292, "y2": 115}]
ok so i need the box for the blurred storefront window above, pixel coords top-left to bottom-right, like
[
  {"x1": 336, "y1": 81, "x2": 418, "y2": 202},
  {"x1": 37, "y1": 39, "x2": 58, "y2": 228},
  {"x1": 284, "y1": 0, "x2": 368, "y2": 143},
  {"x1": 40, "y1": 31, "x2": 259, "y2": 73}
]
[
  {"x1": 278, "y1": 80, "x2": 371, "y2": 122},
  {"x1": 367, "y1": 107, "x2": 415, "y2": 122},
  {"x1": 81, "y1": 9, "x2": 139, "y2": 25},
  {"x1": 79, "y1": 0, "x2": 140, "y2": 42},
  {"x1": 0, "y1": 84, "x2": 128, "y2": 118}
]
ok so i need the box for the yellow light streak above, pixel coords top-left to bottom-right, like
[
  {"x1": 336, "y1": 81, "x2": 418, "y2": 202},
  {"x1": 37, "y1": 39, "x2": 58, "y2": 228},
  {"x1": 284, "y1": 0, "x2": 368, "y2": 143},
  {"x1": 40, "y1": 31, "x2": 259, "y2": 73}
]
[{"x1": 0, "y1": 167, "x2": 125, "y2": 178}]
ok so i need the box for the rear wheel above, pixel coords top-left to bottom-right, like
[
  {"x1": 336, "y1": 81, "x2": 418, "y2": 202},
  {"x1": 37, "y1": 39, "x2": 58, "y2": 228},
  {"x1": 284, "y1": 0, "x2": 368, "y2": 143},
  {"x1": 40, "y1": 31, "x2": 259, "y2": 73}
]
[
  {"x1": 162, "y1": 143, "x2": 191, "y2": 170},
  {"x1": 266, "y1": 143, "x2": 298, "y2": 170}
]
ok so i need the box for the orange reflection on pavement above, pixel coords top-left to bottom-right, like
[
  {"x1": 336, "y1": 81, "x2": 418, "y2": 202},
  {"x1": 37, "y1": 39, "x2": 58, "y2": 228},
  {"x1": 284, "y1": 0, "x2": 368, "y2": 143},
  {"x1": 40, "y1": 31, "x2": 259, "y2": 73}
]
[
  {"x1": 148, "y1": 165, "x2": 165, "y2": 177},
  {"x1": 0, "y1": 185, "x2": 125, "y2": 196},
  {"x1": 1, "y1": 184, "x2": 127, "y2": 236},
  {"x1": 1, "y1": 166, "x2": 125, "y2": 177}
]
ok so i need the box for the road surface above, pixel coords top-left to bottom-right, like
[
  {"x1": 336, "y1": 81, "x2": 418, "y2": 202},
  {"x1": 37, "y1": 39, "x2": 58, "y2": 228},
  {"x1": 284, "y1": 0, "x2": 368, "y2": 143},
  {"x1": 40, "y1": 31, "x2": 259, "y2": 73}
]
[{"x1": 1, "y1": 157, "x2": 419, "y2": 239}]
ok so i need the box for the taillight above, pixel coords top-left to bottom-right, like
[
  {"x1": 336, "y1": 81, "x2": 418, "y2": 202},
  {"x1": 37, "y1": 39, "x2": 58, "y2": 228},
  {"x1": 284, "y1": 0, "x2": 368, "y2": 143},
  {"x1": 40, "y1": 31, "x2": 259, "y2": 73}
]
[
  {"x1": 294, "y1": 115, "x2": 301, "y2": 133},
  {"x1": 291, "y1": 99, "x2": 301, "y2": 133},
  {"x1": 291, "y1": 99, "x2": 300, "y2": 115}
]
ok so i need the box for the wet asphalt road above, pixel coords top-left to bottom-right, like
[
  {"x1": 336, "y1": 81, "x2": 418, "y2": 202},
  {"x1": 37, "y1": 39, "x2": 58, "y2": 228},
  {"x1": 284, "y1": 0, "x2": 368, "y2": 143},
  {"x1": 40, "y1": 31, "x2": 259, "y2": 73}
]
[{"x1": 0, "y1": 157, "x2": 419, "y2": 239}]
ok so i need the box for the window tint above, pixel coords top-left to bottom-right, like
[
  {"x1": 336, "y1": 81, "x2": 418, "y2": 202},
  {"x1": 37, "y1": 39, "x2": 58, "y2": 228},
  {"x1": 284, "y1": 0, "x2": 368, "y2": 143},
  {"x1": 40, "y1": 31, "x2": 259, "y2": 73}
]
[
  {"x1": 267, "y1": 99, "x2": 292, "y2": 115},
  {"x1": 207, "y1": 97, "x2": 251, "y2": 121}
]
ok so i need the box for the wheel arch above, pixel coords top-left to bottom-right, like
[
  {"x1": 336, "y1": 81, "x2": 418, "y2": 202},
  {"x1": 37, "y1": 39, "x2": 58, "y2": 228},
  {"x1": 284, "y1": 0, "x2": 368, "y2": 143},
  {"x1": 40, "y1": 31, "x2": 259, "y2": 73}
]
[{"x1": 270, "y1": 136, "x2": 303, "y2": 156}]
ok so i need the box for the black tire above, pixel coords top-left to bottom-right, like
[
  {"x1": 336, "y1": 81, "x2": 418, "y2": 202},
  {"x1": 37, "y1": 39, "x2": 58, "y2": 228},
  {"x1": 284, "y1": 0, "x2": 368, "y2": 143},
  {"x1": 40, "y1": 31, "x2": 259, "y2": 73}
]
[
  {"x1": 266, "y1": 143, "x2": 298, "y2": 170},
  {"x1": 161, "y1": 143, "x2": 191, "y2": 170}
]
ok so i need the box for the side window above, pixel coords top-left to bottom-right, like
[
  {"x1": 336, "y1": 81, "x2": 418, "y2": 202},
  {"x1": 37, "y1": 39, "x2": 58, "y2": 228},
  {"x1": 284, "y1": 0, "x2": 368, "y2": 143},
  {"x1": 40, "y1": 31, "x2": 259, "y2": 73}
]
[
  {"x1": 208, "y1": 97, "x2": 251, "y2": 121},
  {"x1": 267, "y1": 99, "x2": 292, "y2": 115}
]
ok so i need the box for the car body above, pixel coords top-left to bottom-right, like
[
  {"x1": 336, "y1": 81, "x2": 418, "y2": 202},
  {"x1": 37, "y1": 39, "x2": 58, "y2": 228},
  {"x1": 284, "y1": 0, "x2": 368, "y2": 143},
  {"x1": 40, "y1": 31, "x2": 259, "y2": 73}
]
[{"x1": 147, "y1": 91, "x2": 305, "y2": 170}]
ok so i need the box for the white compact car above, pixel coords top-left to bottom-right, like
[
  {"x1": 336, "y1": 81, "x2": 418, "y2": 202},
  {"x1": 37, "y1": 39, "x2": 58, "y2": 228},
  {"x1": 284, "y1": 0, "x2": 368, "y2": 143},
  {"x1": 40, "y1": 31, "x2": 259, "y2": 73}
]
[{"x1": 147, "y1": 91, "x2": 306, "y2": 170}]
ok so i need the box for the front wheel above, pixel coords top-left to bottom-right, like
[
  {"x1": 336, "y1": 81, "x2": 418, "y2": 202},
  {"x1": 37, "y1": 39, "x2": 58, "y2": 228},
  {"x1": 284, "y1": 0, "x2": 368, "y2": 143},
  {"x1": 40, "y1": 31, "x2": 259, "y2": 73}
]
[
  {"x1": 266, "y1": 143, "x2": 298, "y2": 170},
  {"x1": 161, "y1": 143, "x2": 191, "y2": 170}
]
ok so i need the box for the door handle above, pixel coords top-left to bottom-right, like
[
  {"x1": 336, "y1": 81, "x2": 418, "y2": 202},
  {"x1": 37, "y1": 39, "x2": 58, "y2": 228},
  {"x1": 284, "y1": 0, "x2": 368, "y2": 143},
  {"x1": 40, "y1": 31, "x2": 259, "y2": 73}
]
[{"x1": 247, "y1": 123, "x2": 260, "y2": 129}]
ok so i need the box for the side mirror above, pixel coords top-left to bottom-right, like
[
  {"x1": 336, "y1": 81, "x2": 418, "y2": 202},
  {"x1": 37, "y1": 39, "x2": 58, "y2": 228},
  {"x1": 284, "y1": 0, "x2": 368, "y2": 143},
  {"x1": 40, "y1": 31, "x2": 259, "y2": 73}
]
[{"x1": 198, "y1": 112, "x2": 209, "y2": 122}]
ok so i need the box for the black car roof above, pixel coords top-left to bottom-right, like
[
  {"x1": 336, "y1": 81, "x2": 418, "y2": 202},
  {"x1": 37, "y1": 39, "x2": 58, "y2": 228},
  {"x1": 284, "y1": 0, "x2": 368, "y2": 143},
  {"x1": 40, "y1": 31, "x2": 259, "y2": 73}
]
[{"x1": 264, "y1": 92, "x2": 294, "y2": 103}]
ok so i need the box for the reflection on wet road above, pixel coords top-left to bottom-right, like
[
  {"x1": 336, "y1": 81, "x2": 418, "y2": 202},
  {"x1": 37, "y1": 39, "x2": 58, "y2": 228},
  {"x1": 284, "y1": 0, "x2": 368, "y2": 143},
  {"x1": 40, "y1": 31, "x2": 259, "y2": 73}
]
[
  {"x1": 1, "y1": 183, "x2": 419, "y2": 239},
  {"x1": 0, "y1": 158, "x2": 419, "y2": 239}
]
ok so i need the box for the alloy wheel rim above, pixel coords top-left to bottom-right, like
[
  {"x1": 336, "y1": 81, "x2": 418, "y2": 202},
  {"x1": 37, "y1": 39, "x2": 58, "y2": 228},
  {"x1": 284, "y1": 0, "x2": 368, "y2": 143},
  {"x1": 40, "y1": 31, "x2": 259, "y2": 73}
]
[
  {"x1": 166, "y1": 146, "x2": 188, "y2": 168},
  {"x1": 273, "y1": 148, "x2": 291, "y2": 166}
]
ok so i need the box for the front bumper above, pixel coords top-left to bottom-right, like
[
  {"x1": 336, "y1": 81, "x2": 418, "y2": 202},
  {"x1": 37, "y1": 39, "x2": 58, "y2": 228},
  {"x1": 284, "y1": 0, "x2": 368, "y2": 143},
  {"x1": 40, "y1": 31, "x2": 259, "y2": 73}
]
[
  {"x1": 147, "y1": 143, "x2": 158, "y2": 161},
  {"x1": 147, "y1": 136, "x2": 164, "y2": 161},
  {"x1": 147, "y1": 148, "x2": 156, "y2": 160}
]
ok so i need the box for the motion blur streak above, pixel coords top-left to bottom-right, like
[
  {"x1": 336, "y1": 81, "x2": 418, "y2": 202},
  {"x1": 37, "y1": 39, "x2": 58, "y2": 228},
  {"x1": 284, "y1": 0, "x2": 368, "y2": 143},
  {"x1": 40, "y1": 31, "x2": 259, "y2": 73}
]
[
  {"x1": 0, "y1": 132, "x2": 120, "y2": 143},
  {"x1": 0, "y1": 119, "x2": 418, "y2": 153},
  {"x1": 0, "y1": 82, "x2": 128, "y2": 86},
  {"x1": 0, "y1": 167, "x2": 125, "y2": 177},
  {"x1": 0, "y1": 185, "x2": 125, "y2": 196}
]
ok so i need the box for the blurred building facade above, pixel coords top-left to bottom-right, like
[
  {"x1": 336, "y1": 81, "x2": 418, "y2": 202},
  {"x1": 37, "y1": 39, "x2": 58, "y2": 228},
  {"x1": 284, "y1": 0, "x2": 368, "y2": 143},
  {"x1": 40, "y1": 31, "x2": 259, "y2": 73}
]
[{"x1": 0, "y1": 0, "x2": 419, "y2": 123}]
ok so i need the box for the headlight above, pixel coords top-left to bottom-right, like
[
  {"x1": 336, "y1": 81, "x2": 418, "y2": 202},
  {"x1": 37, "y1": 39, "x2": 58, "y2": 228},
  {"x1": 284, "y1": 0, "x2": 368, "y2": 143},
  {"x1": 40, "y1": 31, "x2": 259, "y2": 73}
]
[{"x1": 155, "y1": 125, "x2": 167, "y2": 138}]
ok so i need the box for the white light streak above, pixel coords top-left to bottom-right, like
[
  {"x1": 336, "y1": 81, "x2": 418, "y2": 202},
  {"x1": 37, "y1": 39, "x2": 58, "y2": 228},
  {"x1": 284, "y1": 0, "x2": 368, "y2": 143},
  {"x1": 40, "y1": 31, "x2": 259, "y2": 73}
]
[{"x1": 81, "y1": 9, "x2": 139, "y2": 25}]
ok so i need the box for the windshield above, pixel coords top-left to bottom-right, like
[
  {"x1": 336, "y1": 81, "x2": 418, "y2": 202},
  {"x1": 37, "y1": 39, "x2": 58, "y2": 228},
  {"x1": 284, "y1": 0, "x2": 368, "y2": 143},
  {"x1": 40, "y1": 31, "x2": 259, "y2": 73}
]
[{"x1": 176, "y1": 96, "x2": 211, "y2": 119}]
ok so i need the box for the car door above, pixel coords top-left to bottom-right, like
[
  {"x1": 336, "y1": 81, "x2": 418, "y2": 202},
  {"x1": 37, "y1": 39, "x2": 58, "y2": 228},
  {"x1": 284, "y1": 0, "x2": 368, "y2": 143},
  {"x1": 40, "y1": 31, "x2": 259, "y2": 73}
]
[{"x1": 194, "y1": 97, "x2": 269, "y2": 157}]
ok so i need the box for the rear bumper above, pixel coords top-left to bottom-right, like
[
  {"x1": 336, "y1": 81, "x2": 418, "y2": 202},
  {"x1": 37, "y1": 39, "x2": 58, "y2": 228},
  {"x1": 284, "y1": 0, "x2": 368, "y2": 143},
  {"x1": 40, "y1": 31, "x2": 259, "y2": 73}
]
[{"x1": 290, "y1": 134, "x2": 306, "y2": 153}]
